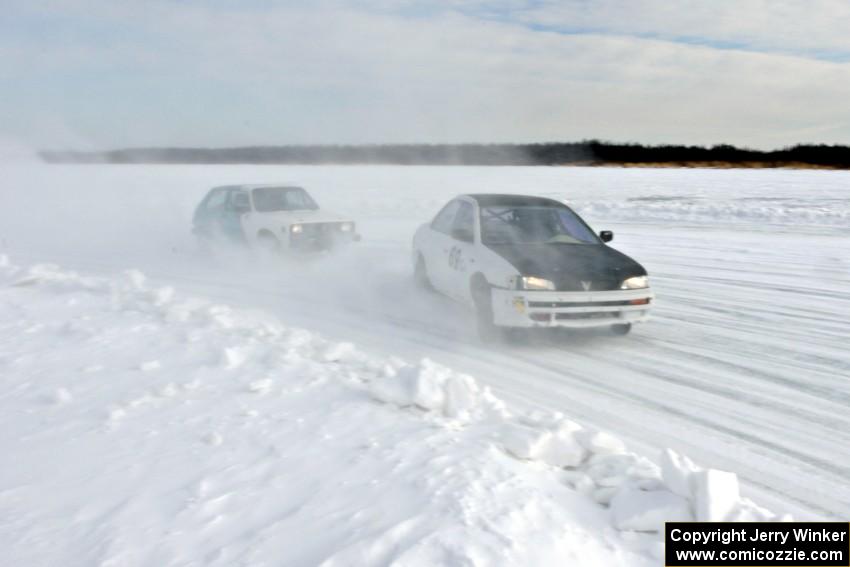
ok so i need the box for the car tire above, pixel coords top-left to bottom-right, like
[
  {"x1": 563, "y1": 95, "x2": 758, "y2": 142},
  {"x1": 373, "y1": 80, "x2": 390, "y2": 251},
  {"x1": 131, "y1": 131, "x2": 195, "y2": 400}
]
[
  {"x1": 256, "y1": 232, "x2": 282, "y2": 257},
  {"x1": 413, "y1": 254, "x2": 432, "y2": 290},
  {"x1": 472, "y1": 276, "x2": 499, "y2": 342},
  {"x1": 610, "y1": 323, "x2": 632, "y2": 335}
]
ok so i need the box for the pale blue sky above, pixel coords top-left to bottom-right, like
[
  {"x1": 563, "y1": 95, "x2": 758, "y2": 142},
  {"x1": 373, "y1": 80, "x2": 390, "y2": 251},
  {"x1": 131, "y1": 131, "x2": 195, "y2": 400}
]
[{"x1": 2, "y1": 0, "x2": 849, "y2": 150}]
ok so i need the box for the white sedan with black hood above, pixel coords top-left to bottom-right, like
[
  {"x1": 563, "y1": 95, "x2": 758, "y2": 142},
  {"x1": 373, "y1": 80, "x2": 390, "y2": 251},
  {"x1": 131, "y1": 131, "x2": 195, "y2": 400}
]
[{"x1": 412, "y1": 194, "x2": 653, "y2": 338}]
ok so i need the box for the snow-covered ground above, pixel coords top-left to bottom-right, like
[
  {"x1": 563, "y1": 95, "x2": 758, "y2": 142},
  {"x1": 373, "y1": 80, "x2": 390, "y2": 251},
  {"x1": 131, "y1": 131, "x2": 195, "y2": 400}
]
[{"x1": 1, "y1": 164, "x2": 848, "y2": 564}]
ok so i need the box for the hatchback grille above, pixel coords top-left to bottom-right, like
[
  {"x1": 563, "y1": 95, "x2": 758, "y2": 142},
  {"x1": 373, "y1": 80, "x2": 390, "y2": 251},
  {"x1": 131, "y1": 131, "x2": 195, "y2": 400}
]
[{"x1": 554, "y1": 312, "x2": 618, "y2": 320}]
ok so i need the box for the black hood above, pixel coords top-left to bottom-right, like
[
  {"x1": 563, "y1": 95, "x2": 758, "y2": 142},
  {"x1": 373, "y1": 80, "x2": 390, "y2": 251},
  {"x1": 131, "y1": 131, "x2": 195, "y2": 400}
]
[{"x1": 486, "y1": 243, "x2": 646, "y2": 291}]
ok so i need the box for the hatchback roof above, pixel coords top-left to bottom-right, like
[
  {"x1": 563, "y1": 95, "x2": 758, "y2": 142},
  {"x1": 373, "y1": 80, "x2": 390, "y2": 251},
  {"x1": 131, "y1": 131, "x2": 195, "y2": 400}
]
[{"x1": 212, "y1": 183, "x2": 304, "y2": 191}]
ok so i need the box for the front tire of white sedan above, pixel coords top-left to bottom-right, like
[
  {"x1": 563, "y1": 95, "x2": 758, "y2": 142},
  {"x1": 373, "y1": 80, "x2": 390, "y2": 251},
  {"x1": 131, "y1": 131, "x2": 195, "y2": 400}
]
[
  {"x1": 472, "y1": 276, "x2": 499, "y2": 342},
  {"x1": 413, "y1": 254, "x2": 432, "y2": 290}
]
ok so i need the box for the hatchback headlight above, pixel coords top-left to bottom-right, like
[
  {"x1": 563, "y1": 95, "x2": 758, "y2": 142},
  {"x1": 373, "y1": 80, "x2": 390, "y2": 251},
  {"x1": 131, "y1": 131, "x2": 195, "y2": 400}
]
[
  {"x1": 339, "y1": 222, "x2": 354, "y2": 232},
  {"x1": 290, "y1": 224, "x2": 303, "y2": 234},
  {"x1": 519, "y1": 276, "x2": 556, "y2": 291},
  {"x1": 621, "y1": 275, "x2": 648, "y2": 289}
]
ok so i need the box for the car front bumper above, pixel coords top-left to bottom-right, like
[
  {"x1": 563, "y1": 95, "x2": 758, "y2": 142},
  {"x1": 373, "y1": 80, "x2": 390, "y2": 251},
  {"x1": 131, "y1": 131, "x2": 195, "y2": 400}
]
[
  {"x1": 491, "y1": 287, "x2": 654, "y2": 328},
  {"x1": 289, "y1": 224, "x2": 360, "y2": 253}
]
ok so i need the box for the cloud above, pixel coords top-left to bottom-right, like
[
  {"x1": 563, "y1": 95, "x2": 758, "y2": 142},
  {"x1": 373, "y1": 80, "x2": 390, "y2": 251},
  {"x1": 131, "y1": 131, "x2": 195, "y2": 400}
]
[
  {"x1": 2, "y1": 0, "x2": 849, "y2": 148},
  {"x1": 513, "y1": 0, "x2": 850, "y2": 60}
]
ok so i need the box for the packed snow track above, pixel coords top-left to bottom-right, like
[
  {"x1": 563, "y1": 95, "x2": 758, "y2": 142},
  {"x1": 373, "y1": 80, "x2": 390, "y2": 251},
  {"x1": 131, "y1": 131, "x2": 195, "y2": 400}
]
[{"x1": 1, "y1": 164, "x2": 848, "y2": 521}]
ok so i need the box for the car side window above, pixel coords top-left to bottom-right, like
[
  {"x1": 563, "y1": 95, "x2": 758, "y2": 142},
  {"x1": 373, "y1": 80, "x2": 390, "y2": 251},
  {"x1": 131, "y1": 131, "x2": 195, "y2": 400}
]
[
  {"x1": 205, "y1": 190, "x2": 228, "y2": 211},
  {"x1": 431, "y1": 201, "x2": 461, "y2": 234},
  {"x1": 229, "y1": 191, "x2": 250, "y2": 211},
  {"x1": 452, "y1": 202, "x2": 475, "y2": 241}
]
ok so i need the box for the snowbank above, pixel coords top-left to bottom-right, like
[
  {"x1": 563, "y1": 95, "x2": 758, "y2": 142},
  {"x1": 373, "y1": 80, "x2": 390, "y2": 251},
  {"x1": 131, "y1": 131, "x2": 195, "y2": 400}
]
[{"x1": 0, "y1": 256, "x2": 786, "y2": 566}]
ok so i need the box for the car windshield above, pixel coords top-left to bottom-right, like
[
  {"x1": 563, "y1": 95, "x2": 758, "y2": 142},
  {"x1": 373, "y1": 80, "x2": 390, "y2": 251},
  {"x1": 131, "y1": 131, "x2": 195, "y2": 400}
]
[
  {"x1": 252, "y1": 187, "x2": 318, "y2": 212},
  {"x1": 480, "y1": 205, "x2": 599, "y2": 245}
]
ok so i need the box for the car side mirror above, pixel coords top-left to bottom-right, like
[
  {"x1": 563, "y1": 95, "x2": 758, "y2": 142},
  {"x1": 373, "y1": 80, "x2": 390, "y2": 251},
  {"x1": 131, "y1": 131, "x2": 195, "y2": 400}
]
[
  {"x1": 599, "y1": 230, "x2": 613, "y2": 242},
  {"x1": 451, "y1": 227, "x2": 474, "y2": 242}
]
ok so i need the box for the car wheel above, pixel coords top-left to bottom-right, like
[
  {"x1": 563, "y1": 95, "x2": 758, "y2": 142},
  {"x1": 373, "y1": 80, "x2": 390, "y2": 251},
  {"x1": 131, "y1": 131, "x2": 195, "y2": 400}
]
[
  {"x1": 610, "y1": 323, "x2": 632, "y2": 335},
  {"x1": 472, "y1": 276, "x2": 498, "y2": 342},
  {"x1": 413, "y1": 254, "x2": 432, "y2": 290},
  {"x1": 256, "y1": 232, "x2": 282, "y2": 257},
  {"x1": 501, "y1": 327, "x2": 528, "y2": 344}
]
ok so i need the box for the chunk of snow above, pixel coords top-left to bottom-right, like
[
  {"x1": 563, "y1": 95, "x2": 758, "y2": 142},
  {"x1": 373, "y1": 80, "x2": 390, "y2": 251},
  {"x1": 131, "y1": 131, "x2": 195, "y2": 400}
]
[
  {"x1": 208, "y1": 305, "x2": 236, "y2": 328},
  {"x1": 575, "y1": 429, "x2": 626, "y2": 455},
  {"x1": 500, "y1": 425, "x2": 550, "y2": 461},
  {"x1": 50, "y1": 388, "x2": 73, "y2": 405},
  {"x1": 139, "y1": 360, "x2": 161, "y2": 372},
  {"x1": 442, "y1": 373, "x2": 480, "y2": 419},
  {"x1": 123, "y1": 270, "x2": 147, "y2": 291},
  {"x1": 660, "y1": 448, "x2": 701, "y2": 499},
  {"x1": 729, "y1": 498, "x2": 777, "y2": 522},
  {"x1": 203, "y1": 432, "x2": 223, "y2": 446},
  {"x1": 585, "y1": 453, "x2": 638, "y2": 483},
  {"x1": 151, "y1": 286, "x2": 175, "y2": 305},
  {"x1": 247, "y1": 378, "x2": 274, "y2": 394},
  {"x1": 535, "y1": 431, "x2": 587, "y2": 468},
  {"x1": 552, "y1": 418, "x2": 583, "y2": 436},
  {"x1": 108, "y1": 407, "x2": 126, "y2": 421},
  {"x1": 398, "y1": 363, "x2": 445, "y2": 411},
  {"x1": 593, "y1": 486, "x2": 619, "y2": 505},
  {"x1": 222, "y1": 347, "x2": 247, "y2": 369},
  {"x1": 518, "y1": 409, "x2": 566, "y2": 429},
  {"x1": 157, "y1": 383, "x2": 179, "y2": 398},
  {"x1": 574, "y1": 474, "x2": 596, "y2": 496},
  {"x1": 321, "y1": 341, "x2": 356, "y2": 362},
  {"x1": 369, "y1": 359, "x2": 490, "y2": 420},
  {"x1": 693, "y1": 469, "x2": 740, "y2": 522},
  {"x1": 609, "y1": 488, "x2": 693, "y2": 532}
]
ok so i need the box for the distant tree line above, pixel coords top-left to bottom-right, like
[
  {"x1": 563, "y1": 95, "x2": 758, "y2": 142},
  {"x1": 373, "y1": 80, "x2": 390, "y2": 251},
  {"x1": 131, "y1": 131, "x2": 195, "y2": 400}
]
[{"x1": 39, "y1": 141, "x2": 850, "y2": 168}]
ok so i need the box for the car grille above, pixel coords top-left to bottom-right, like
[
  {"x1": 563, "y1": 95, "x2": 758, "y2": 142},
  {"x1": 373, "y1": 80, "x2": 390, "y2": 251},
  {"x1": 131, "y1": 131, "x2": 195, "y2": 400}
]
[
  {"x1": 552, "y1": 274, "x2": 622, "y2": 292},
  {"x1": 290, "y1": 222, "x2": 346, "y2": 251},
  {"x1": 554, "y1": 312, "x2": 619, "y2": 320},
  {"x1": 301, "y1": 222, "x2": 343, "y2": 235}
]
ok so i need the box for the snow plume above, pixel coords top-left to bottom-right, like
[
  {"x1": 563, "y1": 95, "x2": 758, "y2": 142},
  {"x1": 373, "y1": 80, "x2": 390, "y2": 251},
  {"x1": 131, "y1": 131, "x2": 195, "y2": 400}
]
[
  {"x1": 0, "y1": 257, "x2": 786, "y2": 566},
  {"x1": 0, "y1": 136, "x2": 37, "y2": 163}
]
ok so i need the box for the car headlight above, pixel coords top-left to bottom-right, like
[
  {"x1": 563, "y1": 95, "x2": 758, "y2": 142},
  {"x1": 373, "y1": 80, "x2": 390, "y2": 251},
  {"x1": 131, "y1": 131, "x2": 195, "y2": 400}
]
[
  {"x1": 290, "y1": 224, "x2": 303, "y2": 234},
  {"x1": 519, "y1": 276, "x2": 556, "y2": 291},
  {"x1": 620, "y1": 275, "x2": 648, "y2": 289},
  {"x1": 339, "y1": 222, "x2": 354, "y2": 232}
]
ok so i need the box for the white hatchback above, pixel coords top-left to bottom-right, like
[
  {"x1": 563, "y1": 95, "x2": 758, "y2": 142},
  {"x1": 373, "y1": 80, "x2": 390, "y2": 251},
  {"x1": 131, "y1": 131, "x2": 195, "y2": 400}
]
[{"x1": 192, "y1": 184, "x2": 359, "y2": 254}]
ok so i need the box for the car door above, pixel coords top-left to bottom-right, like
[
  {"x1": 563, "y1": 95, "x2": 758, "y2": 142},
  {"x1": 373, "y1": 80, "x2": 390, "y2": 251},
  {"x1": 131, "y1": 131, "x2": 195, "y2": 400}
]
[
  {"x1": 194, "y1": 188, "x2": 228, "y2": 238},
  {"x1": 444, "y1": 201, "x2": 478, "y2": 301},
  {"x1": 421, "y1": 200, "x2": 462, "y2": 294},
  {"x1": 221, "y1": 190, "x2": 250, "y2": 243}
]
